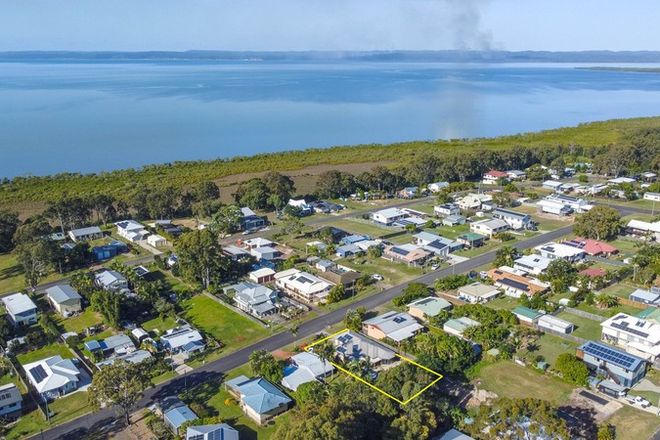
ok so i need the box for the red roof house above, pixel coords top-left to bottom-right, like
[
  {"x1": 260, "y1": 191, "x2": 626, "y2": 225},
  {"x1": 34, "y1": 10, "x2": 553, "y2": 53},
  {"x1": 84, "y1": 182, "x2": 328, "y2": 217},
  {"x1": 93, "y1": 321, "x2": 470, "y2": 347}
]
[
  {"x1": 579, "y1": 267, "x2": 607, "y2": 278},
  {"x1": 484, "y1": 170, "x2": 508, "y2": 179},
  {"x1": 563, "y1": 237, "x2": 618, "y2": 256}
]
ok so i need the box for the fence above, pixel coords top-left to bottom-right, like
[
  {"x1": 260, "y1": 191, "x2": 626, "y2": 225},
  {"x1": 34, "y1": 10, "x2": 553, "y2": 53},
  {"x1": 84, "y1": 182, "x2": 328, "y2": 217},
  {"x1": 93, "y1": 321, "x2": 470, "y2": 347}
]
[
  {"x1": 563, "y1": 307, "x2": 606, "y2": 322},
  {"x1": 536, "y1": 326, "x2": 587, "y2": 344}
]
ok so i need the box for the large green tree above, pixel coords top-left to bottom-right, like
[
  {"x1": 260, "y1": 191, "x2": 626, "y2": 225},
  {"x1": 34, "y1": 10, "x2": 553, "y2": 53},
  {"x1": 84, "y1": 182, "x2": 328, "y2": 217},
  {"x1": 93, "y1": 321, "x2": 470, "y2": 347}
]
[
  {"x1": 88, "y1": 360, "x2": 151, "y2": 425},
  {"x1": 555, "y1": 353, "x2": 589, "y2": 386},
  {"x1": 175, "y1": 229, "x2": 229, "y2": 289},
  {"x1": 573, "y1": 206, "x2": 621, "y2": 241},
  {"x1": 210, "y1": 204, "x2": 243, "y2": 235},
  {"x1": 494, "y1": 245, "x2": 517, "y2": 267},
  {"x1": 249, "y1": 350, "x2": 284, "y2": 384},
  {"x1": 0, "y1": 210, "x2": 20, "y2": 253}
]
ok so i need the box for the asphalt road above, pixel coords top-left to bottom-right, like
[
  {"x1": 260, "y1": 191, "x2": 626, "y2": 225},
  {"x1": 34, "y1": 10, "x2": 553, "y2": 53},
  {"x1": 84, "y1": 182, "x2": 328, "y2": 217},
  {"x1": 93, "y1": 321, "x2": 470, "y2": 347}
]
[{"x1": 34, "y1": 221, "x2": 574, "y2": 440}]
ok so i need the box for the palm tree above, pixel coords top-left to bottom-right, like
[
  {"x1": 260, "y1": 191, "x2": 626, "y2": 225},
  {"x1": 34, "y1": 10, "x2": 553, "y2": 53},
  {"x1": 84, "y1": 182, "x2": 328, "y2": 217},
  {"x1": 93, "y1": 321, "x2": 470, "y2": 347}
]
[{"x1": 595, "y1": 294, "x2": 619, "y2": 309}]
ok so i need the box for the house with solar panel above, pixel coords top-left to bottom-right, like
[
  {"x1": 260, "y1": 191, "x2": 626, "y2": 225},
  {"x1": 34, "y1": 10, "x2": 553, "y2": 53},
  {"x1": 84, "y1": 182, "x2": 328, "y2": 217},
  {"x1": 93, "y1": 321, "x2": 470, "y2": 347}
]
[
  {"x1": 274, "y1": 269, "x2": 332, "y2": 304},
  {"x1": 186, "y1": 423, "x2": 239, "y2": 440},
  {"x1": 160, "y1": 325, "x2": 206, "y2": 356},
  {"x1": 1, "y1": 292, "x2": 38, "y2": 326},
  {"x1": 115, "y1": 219, "x2": 149, "y2": 242},
  {"x1": 331, "y1": 330, "x2": 397, "y2": 369},
  {"x1": 491, "y1": 208, "x2": 534, "y2": 230},
  {"x1": 383, "y1": 244, "x2": 431, "y2": 267},
  {"x1": 23, "y1": 355, "x2": 82, "y2": 400},
  {"x1": 576, "y1": 341, "x2": 647, "y2": 388},
  {"x1": 413, "y1": 231, "x2": 463, "y2": 256},
  {"x1": 224, "y1": 281, "x2": 278, "y2": 318},
  {"x1": 371, "y1": 207, "x2": 409, "y2": 226},
  {"x1": 225, "y1": 375, "x2": 292, "y2": 425},
  {"x1": 362, "y1": 311, "x2": 424, "y2": 343},
  {"x1": 600, "y1": 313, "x2": 660, "y2": 362},
  {"x1": 45, "y1": 285, "x2": 82, "y2": 317}
]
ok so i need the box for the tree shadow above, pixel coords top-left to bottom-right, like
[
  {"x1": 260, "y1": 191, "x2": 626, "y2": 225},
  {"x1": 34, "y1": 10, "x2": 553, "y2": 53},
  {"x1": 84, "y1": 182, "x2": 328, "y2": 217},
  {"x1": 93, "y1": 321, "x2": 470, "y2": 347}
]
[{"x1": 558, "y1": 404, "x2": 599, "y2": 439}]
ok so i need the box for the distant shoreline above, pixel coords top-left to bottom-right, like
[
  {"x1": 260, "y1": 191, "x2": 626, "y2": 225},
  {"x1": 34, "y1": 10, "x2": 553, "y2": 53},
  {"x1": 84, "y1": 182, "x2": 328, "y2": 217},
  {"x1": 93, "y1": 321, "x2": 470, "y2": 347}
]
[{"x1": 578, "y1": 66, "x2": 660, "y2": 73}]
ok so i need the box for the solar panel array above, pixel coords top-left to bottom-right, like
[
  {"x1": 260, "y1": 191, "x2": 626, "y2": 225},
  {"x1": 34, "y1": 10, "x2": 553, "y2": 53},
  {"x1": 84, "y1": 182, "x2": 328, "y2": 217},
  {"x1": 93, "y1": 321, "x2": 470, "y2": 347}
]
[
  {"x1": 499, "y1": 278, "x2": 530, "y2": 292},
  {"x1": 611, "y1": 321, "x2": 649, "y2": 339},
  {"x1": 583, "y1": 342, "x2": 638, "y2": 369},
  {"x1": 29, "y1": 365, "x2": 48, "y2": 383}
]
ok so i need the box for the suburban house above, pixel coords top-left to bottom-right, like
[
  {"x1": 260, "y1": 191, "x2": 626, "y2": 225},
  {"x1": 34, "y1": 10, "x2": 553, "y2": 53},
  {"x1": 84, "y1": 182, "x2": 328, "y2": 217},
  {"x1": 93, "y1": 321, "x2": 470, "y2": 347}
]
[
  {"x1": 470, "y1": 218, "x2": 509, "y2": 237},
  {"x1": 562, "y1": 237, "x2": 618, "y2": 256},
  {"x1": 601, "y1": 313, "x2": 660, "y2": 362},
  {"x1": 310, "y1": 200, "x2": 343, "y2": 214},
  {"x1": 223, "y1": 245, "x2": 251, "y2": 261},
  {"x1": 225, "y1": 282, "x2": 278, "y2": 317},
  {"x1": 407, "y1": 296, "x2": 452, "y2": 321},
  {"x1": 332, "y1": 330, "x2": 396, "y2": 368},
  {"x1": 442, "y1": 215, "x2": 466, "y2": 226},
  {"x1": 92, "y1": 240, "x2": 128, "y2": 261},
  {"x1": 488, "y1": 267, "x2": 548, "y2": 298},
  {"x1": 513, "y1": 255, "x2": 552, "y2": 276},
  {"x1": 537, "y1": 198, "x2": 572, "y2": 216},
  {"x1": 335, "y1": 243, "x2": 362, "y2": 258},
  {"x1": 96, "y1": 349, "x2": 153, "y2": 368},
  {"x1": 413, "y1": 231, "x2": 462, "y2": 255},
  {"x1": 248, "y1": 267, "x2": 276, "y2": 284},
  {"x1": 23, "y1": 355, "x2": 81, "y2": 400},
  {"x1": 1, "y1": 293, "x2": 38, "y2": 326},
  {"x1": 512, "y1": 306, "x2": 543, "y2": 324},
  {"x1": 356, "y1": 239, "x2": 382, "y2": 252},
  {"x1": 434, "y1": 203, "x2": 460, "y2": 217},
  {"x1": 84, "y1": 334, "x2": 135, "y2": 358},
  {"x1": 443, "y1": 317, "x2": 480, "y2": 338},
  {"x1": 240, "y1": 206, "x2": 267, "y2": 231},
  {"x1": 288, "y1": 198, "x2": 313, "y2": 215},
  {"x1": 243, "y1": 237, "x2": 275, "y2": 250},
  {"x1": 457, "y1": 232, "x2": 486, "y2": 248},
  {"x1": 491, "y1": 208, "x2": 533, "y2": 230},
  {"x1": 275, "y1": 269, "x2": 332, "y2": 304},
  {"x1": 626, "y1": 219, "x2": 660, "y2": 241},
  {"x1": 383, "y1": 244, "x2": 431, "y2": 267},
  {"x1": 0, "y1": 383, "x2": 22, "y2": 420},
  {"x1": 542, "y1": 180, "x2": 564, "y2": 192},
  {"x1": 457, "y1": 193, "x2": 492, "y2": 211},
  {"x1": 506, "y1": 170, "x2": 526, "y2": 180},
  {"x1": 340, "y1": 234, "x2": 369, "y2": 246},
  {"x1": 317, "y1": 265, "x2": 361, "y2": 296},
  {"x1": 576, "y1": 341, "x2": 647, "y2": 388},
  {"x1": 534, "y1": 242, "x2": 585, "y2": 263},
  {"x1": 457, "y1": 282, "x2": 500, "y2": 304},
  {"x1": 608, "y1": 177, "x2": 636, "y2": 185},
  {"x1": 162, "y1": 399, "x2": 198, "y2": 436},
  {"x1": 94, "y1": 270, "x2": 129, "y2": 293},
  {"x1": 160, "y1": 326, "x2": 205, "y2": 355},
  {"x1": 45, "y1": 285, "x2": 82, "y2": 317},
  {"x1": 428, "y1": 181, "x2": 450, "y2": 193},
  {"x1": 538, "y1": 315, "x2": 574, "y2": 334},
  {"x1": 186, "y1": 424, "x2": 239, "y2": 440},
  {"x1": 482, "y1": 170, "x2": 508, "y2": 185},
  {"x1": 630, "y1": 288, "x2": 660, "y2": 305},
  {"x1": 115, "y1": 220, "x2": 149, "y2": 242},
  {"x1": 643, "y1": 192, "x2": 660, "y2": 202},
  {"x1": 372, "y1": 207, "x2": 408, "y2": 225},
  {"x1": 642, "y1": 172, "x2": 658, "y2": 182},
  {"x1": 225, "y1": 375, "x2": 292, "y2": 425},
  {"x1": 362, "y1": 311, "x2": 424, "y2": 342},
  {"x1": 542, "y1": 194, "x2": 593, "y2": 214},
  {"x1": 281, "y1": 351, "x2": 334, "y2": 391},
  {"x1": 68, "y1": 226, "x2": 103, "y2": 242},
  {"x1": 436, "y1": 429, "x2": 476, "y2": 440},
  {"x1": 147, "y1": 234, "x2": 167, "y2": 247},
  {"x1": 397, "y1": 187, "x2": 418, "y2": 199}
]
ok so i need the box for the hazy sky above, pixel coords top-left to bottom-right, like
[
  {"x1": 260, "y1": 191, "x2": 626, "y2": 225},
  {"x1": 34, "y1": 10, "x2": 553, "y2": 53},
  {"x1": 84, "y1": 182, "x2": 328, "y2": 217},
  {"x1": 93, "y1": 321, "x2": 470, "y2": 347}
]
[{"x1": 1, "y1": 0, "x2": 659, "y2": 52}]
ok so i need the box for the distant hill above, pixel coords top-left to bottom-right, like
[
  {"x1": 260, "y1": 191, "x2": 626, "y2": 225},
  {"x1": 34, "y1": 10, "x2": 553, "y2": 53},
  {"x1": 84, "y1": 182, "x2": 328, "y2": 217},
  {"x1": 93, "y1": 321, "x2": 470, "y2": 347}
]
[{"x1": 3, "y1": 50, "x2": 660, "y2": 63}]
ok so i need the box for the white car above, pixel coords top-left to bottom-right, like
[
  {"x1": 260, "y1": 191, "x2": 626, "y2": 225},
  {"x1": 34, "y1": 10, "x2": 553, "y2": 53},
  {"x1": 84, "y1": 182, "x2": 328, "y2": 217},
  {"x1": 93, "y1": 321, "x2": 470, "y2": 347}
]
[
  {"x1": 372, "y1": 274, "x2": 384, "y2": 281},
  {"x1": 630, "y1": 396, "x2": 651, "y2": 408}
]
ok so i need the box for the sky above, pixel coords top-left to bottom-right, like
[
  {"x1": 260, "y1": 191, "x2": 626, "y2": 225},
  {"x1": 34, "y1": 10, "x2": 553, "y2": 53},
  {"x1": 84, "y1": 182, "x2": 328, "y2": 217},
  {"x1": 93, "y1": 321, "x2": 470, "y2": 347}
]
[{"x1": 1, "y1": 0, "x2": 659, "y2": 52}]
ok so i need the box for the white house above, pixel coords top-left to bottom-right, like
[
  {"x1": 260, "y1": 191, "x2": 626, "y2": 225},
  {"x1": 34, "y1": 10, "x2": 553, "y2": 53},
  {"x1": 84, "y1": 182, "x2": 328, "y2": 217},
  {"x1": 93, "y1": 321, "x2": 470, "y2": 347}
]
[
  {"x1": 601, "y1": 313, "x2": 660, "y2": 362},
  {"x1": 537, "y1": 315, "x2": 574, "y2": 334},
  {"x1": 537, "y1": 199, "x2": 572, "y2": 216},
  {"x1": 626, "y1": 219, "x2": 660, "y2": 241},
  {"x1": 288, "y1": 198, "x2": 312, "y2": 215},
  {"x1": 362, "y1": 311, "x2": 424, "y2": 342},
  {"x1": 185, "y1": 424, "x2": 239, "y2": 440},
  {"x1": 513, "y1": 255, "x2": 552, "y2": 276},
  {"x1": 115, "y1": 220, "x2": 149, "y2": 242},
  {"x1": 543, "y1": 194, "x2": 592, "y2": 214},
  {"x1": 506, "y1": 170, "x2": 526, "y2": 180},
  {"x1": 147, "y1": 234, "x2": 167, "y2": 247},
  {"x1": 226, "y1": 282, "x2": 278, "y2": 317},
  {"x1": 372, "y1": 208, "x2": 408, "y2": 226},
  {"x1": 23, "y1": 355, "x2": 81, "y2": 400},
  {"x1": 470, "y1": 218, "x2": 509, "y2": 237},
  {"x1": 482, "y1": 170, "x2": 508, "y2": 185},
  {"x1": 457, "y1": 282, "x2": 501, "y2": 304},
  {"x1": 643, "y1": 192, "x2": 660, "y2": 202},
  {"x1": 275, "y1": 269, "x2": 332, "y2": 304},
  {"x1": 457, "y1": 193, "x2": 492, "y2": 211},
  {"x1": 1, "y1": 293, "x2": 38, "y2": 326},
  {"x1": 443, "y1": 317, "x2": 480, "y2": 338},
  {"x1": 434, "y1": 203, "x2": 460, "y2": 217},
  {"x1": 428, "y1": 181, "x2": 450, "y2": 193},
  {"x1": 68, "y1": 226, "x2": 103, "y2": 242},
  {"x1": 160, "y1": 326, "x2": 206, "y2": 355},
  {"x1": 94, "y1": 270, "x2": 129, "y2": 292},
  {"x1": 534, "y1": 242, "x2": 585, "y2": 263},
  {"x1": 608, "y1": 177, "x2": 636, "y2": 185},
  {"x1": 243, "y1": 237, "x2": 274, "y2": 249},
  {"x1": 248, "y1": 268, "x2": 276, "y2": 284},
  {"x1": 45, "y1": 285, "x2": 82, "y2": 317},
  {"x1": 542, "y1": 180, "x2": 564, "y2": 191},
  {"x1": 281, "y1": 352, "x2": 334, "y2": 391},
  {"x1": 491, "y1": 208, "x2": 533, "y2": 230}
]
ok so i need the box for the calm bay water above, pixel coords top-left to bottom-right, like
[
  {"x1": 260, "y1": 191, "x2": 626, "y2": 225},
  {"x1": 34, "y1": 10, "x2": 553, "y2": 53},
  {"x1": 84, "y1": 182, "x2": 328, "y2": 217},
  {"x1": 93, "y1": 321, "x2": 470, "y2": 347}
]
[{"x1": 1, "y1": 61, "x2": 660, "y2": 178}]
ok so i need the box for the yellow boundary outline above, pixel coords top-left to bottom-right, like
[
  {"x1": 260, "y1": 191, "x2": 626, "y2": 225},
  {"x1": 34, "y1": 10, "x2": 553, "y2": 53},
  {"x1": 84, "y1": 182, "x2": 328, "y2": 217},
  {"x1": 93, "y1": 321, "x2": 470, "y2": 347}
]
[{"x1": 304, "y1": 328, "x2": 443, "y2": 405}]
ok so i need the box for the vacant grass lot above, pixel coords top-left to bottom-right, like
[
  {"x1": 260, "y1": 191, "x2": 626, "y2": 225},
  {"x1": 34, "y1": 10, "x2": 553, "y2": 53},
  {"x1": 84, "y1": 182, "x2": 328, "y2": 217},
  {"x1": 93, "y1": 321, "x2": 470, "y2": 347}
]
[
  {"x1": 55, "y1": 309, "x2": 103, "y2": 334},
  {"x1": 575, "y1": 302, "x2": 643, "y2": 318},
  {"x1": 607, "y1": 405, "x2": 660, "y2": 440},
  {"x1": 474, "y1": 360, "x2": 573, "y2": 405},
  {"x1": 7, "y1": 391, "x2": 90, "y2": 440},
  {"x1": 181, "y1": 295, "x2": 269, "y2": 351},
  {"x1": 534, "y1": 334, "x2": 579, "y2": 366},
  {"x1": 599, "y1": 281, "x2": 639, "y2": 300},
  {"x1": 16, "y1": 343, "x2": 73, "y2": 365},
  {"x1": 338, "y1": 256, "x2": 424, "y2": 286},
  {"x1": 328, "y1": 218, "x2": 395, "y2": 238},
  {"x1": 141, "y1": 315, "x2": 178, "y2": 334},
  {"x1": 485, "y1": 295, "x2": 518, "y2": 311},
  {"x1": 555, "y1": 311, "x2": 603, "y2": 341}
]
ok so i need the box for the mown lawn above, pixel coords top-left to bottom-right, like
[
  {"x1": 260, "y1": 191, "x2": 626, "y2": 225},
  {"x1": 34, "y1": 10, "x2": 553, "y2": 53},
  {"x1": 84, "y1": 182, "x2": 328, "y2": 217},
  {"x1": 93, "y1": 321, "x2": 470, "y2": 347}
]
[
  {"x1": 485, "y1": 295, "x2": 518, "y2": 311},
  {"x1": 474, "y1": 360, "x2": 573, "y2": 405},
  {"x1": 0, "y1": 253, "x2": 24, "y2": 294},
  {"x1": 555, "y1": 311, "x2": 603, "y2": 341},
  {"x1": 56, "y1": 308, "x2": 103, "y2": 334},
  {"x1": 534, "y1": 334, "x2": 579, "y2": 366},
  {"x1": 338, "y1": 256, "x2": 424, "y2": 286},
  {"x1": 141, "y1": 315, "x2": 178, "y2": 334},
  {"x1": 598, "y1": 281, "x2": 639, "y2": 300},
  {"x1": 16, "y1": 343, "x2": 73, "y2": 365},
  {"x1": 181, "y1": 295, "x2": 269, "y2": 351},
  {"x1": 607, "y1": 405, "x2": 660, "y2": 440},
  {"x1": 575, "y1": 302, "x2": 644, "y2": 318},
  {"x1": 328, "y1": 218, "x2": 395, "y2": 238},
  {"x1": 7, "y1": 391, "x2": 90, "y2": 440}
]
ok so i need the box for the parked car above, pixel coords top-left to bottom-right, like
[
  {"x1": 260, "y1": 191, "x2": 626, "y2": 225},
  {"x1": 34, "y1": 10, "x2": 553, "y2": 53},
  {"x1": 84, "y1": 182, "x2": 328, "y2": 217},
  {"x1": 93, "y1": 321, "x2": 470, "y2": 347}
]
[
  {"x1": 372, "y1": 274, "x2": 384, "y2": 281},
  {"x1": 628, "y1": 396, "x2": 651, "y2": 408}
]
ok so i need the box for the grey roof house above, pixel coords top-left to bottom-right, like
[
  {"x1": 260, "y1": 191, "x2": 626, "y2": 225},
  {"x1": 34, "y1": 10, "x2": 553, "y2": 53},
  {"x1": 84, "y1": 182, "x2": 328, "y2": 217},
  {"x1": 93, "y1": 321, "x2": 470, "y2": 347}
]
[
  {"x1": 46, "y1": 285, "x2": 82, "y2": 317},
  {"x1": 226, "y1": 282, "x2": 278, "y2": 317}
]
